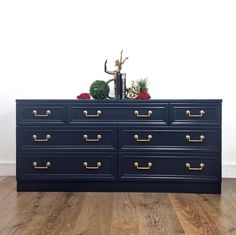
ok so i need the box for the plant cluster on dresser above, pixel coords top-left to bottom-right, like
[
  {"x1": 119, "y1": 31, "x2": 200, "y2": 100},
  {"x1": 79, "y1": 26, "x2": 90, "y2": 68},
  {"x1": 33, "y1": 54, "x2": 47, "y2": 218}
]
[{"x1": 77, "y1": 50, "x2": 151, "y2": 101}]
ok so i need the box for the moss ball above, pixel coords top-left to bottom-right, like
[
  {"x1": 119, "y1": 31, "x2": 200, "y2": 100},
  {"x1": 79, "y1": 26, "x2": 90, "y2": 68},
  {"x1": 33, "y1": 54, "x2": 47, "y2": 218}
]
[{"x1": 89, "y1": 80, "x2": 110, "y2": 99}]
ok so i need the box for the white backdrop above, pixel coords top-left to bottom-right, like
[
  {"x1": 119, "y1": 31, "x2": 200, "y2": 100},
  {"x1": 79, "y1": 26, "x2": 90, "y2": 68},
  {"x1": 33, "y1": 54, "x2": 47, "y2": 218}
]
[{"x1": 0, "y1": 0, "x2": 235, "y2": 176}]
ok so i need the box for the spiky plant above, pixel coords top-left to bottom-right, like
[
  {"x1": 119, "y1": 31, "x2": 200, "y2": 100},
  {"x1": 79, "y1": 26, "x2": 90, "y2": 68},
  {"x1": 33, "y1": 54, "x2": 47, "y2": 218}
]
[{"x1": 137, "y1": 78, "x2": 149, "y2": 92}]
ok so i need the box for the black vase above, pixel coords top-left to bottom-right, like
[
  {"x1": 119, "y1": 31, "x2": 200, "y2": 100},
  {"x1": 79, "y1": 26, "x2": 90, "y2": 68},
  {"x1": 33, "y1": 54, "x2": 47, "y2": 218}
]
[{"x1": 116, "y1": 73, "x2": 126, "y2": 99}]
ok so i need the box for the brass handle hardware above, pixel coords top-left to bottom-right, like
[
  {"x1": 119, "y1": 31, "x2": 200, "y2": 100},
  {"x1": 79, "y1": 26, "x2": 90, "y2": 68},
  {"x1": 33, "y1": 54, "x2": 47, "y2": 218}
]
[
  {"x1": 83, "y1": 110, "x2": 102, "y2": 117},
  {"x1": 134, "y1": 134, "x2": 152, "y2": 142},
  {"x1": 83, "y1": 162, "x2": 102, "y2": 169},
  {"x1": 186, "y1": 110, "x2": 205, "y2": 117},
  {"x1": 186, "y1": 163, "x2": 205, "y2": 171},
  {"x1": 32, "y1": 134, "x2": 51, "y2": 142},
  {"x1": 186, "y1": 135, "x2": 205, "y2": 142},
  {"x1": 32, "y1": 110, "x2": 51, "y2": 117},
  {"x1": 134, "y1": 110, "x2": 152, "y2": 118},
  {"x1": 134, "y1": 162, "x2": 152, "y2": 170},
  {"x1": 33, "y1": 161, "x2": 51, "y2": 169},
  {"x1": 83, "y1": 134, "x2": 102, "y2": 142}
]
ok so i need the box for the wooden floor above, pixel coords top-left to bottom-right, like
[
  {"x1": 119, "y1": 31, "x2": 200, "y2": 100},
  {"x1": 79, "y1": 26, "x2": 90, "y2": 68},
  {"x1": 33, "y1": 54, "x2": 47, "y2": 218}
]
[{"x1": 0, "y1": 178, "x2": 236, "y2": 235}]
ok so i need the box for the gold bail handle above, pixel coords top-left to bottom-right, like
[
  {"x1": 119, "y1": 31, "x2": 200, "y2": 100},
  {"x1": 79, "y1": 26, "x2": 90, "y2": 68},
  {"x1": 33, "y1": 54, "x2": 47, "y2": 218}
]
[
  {"x1": 32, "y1": 110, "x2": 51, "y2": 117},
  {"x1": 134, "y1": 162, "x2": 152, "y2": 170},
  {"x1": 83, "y1": 110, "x2": 102, "y2": 117},
  {"x1": 83, "y1": 162, "x2": 102, "y2": 169},
  {"x1": 186, "y1": 163, "x2": 205, "y2": 171},
  {"x1": 134, "y1": 110, "x2": 152, "y2": 118},
  {"x1": 186, "y1": 135, "x2": 205, "y2": 142},
  {"x1": 33, "y1": 161, "x2": 51, "y2": 169},
  {"x1": 32, "y1": 134, "x2": 51, "y2": 142},
  {"x1": 134, "y1": 134, "x2": 152, "y2": 142},
  {"x1": 186, "y1": 110, "x2": 205, "y2": 117},
  {"x1": 83, "y1": 134, "x2": 102, "y2": 142}
]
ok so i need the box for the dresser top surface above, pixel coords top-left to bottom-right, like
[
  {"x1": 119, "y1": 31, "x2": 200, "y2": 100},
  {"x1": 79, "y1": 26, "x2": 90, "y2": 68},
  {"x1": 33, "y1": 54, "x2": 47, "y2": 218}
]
[{"x1": 16, "y1": 99, "x2": 222, "y2": 103}]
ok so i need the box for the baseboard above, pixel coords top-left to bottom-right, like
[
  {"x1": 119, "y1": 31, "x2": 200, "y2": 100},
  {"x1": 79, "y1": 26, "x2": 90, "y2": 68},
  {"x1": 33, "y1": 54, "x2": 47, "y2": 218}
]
[
  {"x1": 0, "y1": 163, "x2": 16, "y2": 176},
  {"x1": 222, "y1": 164, "x2": 236, "y2": 178},
  {"x1": 0, "y1": 163, "x2": 236, "y2": 178}
]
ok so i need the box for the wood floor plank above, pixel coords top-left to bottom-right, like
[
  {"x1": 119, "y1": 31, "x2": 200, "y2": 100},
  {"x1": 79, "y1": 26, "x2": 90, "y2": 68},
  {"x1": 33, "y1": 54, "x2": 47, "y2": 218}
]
[
  {"x1": 223, "y1": 179, "x2": 236, "y2": 200},
  {"x1": 198, "y1": 193, "x2": 236, "y2": 235},
  {"x1": 0, "y1": 176, "x2": 6, "y2": 182},
  {"x1": 109, "y1": 192, "x2": 142, "y2": 235},
  {"x1": 0, "y1": 177, "x2": 16, "y2": 201},
  {"x1": 196, "y1": 179, "x2": 236, "y2": 234},
  {"x1": 0, "y1": 192, "x2": 43, "y2": 234},
  {"x1": 0, "y1": 192, "x2": 74, "y2": 235},
  {"x1": 126, "y1": 193, "x2": 149, "y2": 234},
  {"x1": 0, "y1": 189, "x2": 37, "y2": 232},
  {"x1": 109, "y1": 192, "x2": 184, "y2": 235},
  {"x1": 18, "y1": 192, "x2": 72, "y2": 235},
  {"x1": 34, "y1": 192, "x2": 86, "y2": 235},
  {"x1": 142, "y1": 193, "x2": 184, "y2": 235},
  {"x1": 72, "y1": 192, "x2": 114, "y2": 235},
  {"x1": 169, "y1": 193, "x2": 222, "y2": 235},
  {"x1": 51, "y1": 192, "x2": 86, "y2": 235}
]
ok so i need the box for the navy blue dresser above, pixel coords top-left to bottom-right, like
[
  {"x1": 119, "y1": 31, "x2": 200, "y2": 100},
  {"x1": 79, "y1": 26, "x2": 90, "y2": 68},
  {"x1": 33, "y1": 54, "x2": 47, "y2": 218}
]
[{"x1": 16, "y1": 99, "x2": 222, "y2": 193}]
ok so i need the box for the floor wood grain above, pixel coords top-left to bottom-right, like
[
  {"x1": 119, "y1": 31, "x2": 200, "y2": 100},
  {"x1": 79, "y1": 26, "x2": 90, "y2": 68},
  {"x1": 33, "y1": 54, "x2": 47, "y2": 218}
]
[
  {"x1": 0, "y1": 177, "x2": 6, "y2": 182},
  {"x1": 0, "y1": 178, "x2": 236, "y2": 235},
  {"x1": 169, "y1": 193, "x2": 221, "y2": 235}
]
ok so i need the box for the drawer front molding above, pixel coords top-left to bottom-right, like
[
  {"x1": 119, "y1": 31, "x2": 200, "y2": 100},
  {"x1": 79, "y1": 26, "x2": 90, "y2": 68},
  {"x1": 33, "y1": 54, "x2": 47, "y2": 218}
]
[
  {"x1": 69, "y1": 104, "x2": 169, "y2": 125},
  {"x1": 119, "y1": 128, "x2": 220, "y2": 152},
  {"x1": 118, "y1": 153, "x2": 220, "y2": 181},
  {"x1": 17, "y1": 104, "x2": 66, "y2": 125},
  {"x1": 17, "y1": 126, "x2": 117, "y2": 151},
  {"x1": 17, "y1": 152, "x2": 117, "y2": 181},
  {"x1": 170, "y1": 103, "x2": 221, "y2": 126}
]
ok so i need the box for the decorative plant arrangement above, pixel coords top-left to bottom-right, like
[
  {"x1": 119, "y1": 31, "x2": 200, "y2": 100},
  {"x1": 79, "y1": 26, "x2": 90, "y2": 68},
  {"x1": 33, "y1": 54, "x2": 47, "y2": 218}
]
[
  {"x1": 136, "y1": 78, "x2": 151, "y2": 100},
  {"x1": 76, "y1": 51, "x2": 151, "y2": 100},
  {"x1": 89, "y1": 80, "x2": 110, "y2": 100}
]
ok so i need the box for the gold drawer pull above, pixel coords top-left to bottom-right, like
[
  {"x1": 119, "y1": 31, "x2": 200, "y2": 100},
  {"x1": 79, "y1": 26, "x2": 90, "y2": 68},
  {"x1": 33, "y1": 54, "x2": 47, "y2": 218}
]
[
  {"x1": 32, "y1": 110, "x2": 51, "y2": 117},
  {"x1": 134, "y1": 162, "x2": 152, "y2": 170},
  {"x1": 83, "y1": 134, "x2": 102, "y2": 142},
  {"x1": 134, "y1": 134, "x2": 152, "y2": 142},
  {"x1": 83, "y1": 162, "x2": 102, "y2": 169},
  {"x1": 186, "y1": 135, "x2": 205, "y2": 142},
  {"x1": 33, "y1": 161, "x2": 51, "y2": 169},
  {"x1": 32, "y1": 134, "x2": 51, "y2": 142},
  {"x1": 83, "y1": 110, "x2": 102, "y2": 117},
  {"x1": 134, "y1": 110, "x2": 152, "y2": 118},
  {"x1": 186, "y1": 110, "x2": 205, "y2": 117},
  {"x1": 186, "y1": 163, "x2": 205, "y2": 171}
]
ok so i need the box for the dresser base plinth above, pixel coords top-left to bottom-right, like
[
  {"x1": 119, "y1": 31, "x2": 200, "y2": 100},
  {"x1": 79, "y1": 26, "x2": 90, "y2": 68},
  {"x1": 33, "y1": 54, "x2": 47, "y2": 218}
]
[{"x1": 17, "y1": 181, "x2": 221, "y2": 194}]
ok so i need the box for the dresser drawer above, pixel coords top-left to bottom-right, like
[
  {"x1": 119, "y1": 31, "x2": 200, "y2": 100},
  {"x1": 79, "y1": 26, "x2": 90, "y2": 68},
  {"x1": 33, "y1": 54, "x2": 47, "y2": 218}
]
[
  {"x1": 17, "y1": 152, "x2": 116, "y2": 181},
  {"x1": 17, "y1": 126, "x2": 117, "y2": 151},
  {"x1": 119, "y1": 153, "x2": 220, "y2": 181},
  {"x1": 69, "y1": 103, "x2": 168, "y2": 124},
  {"x1": 170, "y1": 103, "x2": 221, "y2": 126},
  {"x1": 17, "y1": 103, "x2": 66, "y2": 125},
  {"x1": 119, "y1": 127, "x2": 220, "y2": 151}
]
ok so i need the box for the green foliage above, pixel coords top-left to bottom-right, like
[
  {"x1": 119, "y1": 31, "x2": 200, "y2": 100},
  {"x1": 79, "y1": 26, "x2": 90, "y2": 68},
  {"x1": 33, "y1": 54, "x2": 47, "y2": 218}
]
[
  {"x1": 89, "y1": 80, "x2": 110, "y2": 99},
  {"x1": 137, "y1": 78, "x2": 149, "y2": 92}
]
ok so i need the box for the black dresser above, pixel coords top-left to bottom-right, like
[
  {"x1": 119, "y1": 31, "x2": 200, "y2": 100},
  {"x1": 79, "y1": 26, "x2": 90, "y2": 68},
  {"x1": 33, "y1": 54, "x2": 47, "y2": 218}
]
[{"x1": 16, "y1": 99, "x2": 222, "y2": 193}]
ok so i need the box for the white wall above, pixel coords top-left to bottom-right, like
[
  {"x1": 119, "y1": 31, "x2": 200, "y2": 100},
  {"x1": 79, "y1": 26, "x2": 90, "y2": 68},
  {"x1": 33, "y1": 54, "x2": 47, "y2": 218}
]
[{"x1": 0, "y1": 0, "x2": 236, "y2": 177}]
